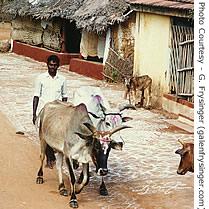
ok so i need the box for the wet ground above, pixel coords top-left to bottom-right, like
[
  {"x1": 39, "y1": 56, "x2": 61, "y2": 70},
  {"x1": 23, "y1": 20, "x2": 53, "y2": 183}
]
[{"x1": 0, "y1": 53, "x2": 194, "y2": 209}]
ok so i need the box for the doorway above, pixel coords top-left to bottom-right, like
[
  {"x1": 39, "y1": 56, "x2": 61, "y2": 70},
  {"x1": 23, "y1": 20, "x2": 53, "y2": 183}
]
[{"x1": 64, "y1": 21, "x2": 81, "y2": 53}]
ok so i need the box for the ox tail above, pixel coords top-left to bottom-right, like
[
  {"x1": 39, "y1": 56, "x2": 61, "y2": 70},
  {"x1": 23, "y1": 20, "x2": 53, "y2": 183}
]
[{"x1": 35, "y1": 107, "x2": 44, "y2": 130}]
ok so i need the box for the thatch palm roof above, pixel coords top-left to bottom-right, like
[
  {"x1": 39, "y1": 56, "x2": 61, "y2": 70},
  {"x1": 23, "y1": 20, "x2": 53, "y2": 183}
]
[
  {"x1": 73, "y1": 0, "x2": 130, "y2": 32},
  {"x1": 30, "y1": 0, "x2": 83, "y2": 20},
  {"x1": 2, "y1": 0, "x2": 31, "y2": 17},
  {"x1": 2, "y1": 0, "x2": 130, "y2": 32}
]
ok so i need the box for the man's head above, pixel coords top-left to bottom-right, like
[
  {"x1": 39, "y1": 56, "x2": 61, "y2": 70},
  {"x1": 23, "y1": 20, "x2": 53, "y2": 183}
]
[{"x1": 47, "y1": 55, "x2": 60, "y2": 77}]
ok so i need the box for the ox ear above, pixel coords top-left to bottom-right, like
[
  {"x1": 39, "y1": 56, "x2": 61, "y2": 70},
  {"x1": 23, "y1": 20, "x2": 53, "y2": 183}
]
[
  {"x1": 88, "y1": 111, "x2": 101, "y2": 119},
  {"x1": 83, "y1": 122, "x2": 96, "y2": 133},
  {"x1": 175, "y1": 148, "x2": 187, "y2": 156},
  {"x1": 175, "y1": 148, "x2": 182, "y2": 155},
  {"x1": 74, "y1": 132, "x2": 92, "y2": 141},
  {"x1": 110, "y1": 140, "x2": 123, "y2": 151},
  {"x1": 122, "y1": 116, "x2": 133, "y2": 122}
]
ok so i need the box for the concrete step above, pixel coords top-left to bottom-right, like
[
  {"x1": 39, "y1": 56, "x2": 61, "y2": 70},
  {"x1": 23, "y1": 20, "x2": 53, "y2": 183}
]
[
  {"x1": 178, "y1": 114, "x2": 194, "y2": 127},
  {"x1": 164, "y1": 119, "x2": 194, "y2": 134}
]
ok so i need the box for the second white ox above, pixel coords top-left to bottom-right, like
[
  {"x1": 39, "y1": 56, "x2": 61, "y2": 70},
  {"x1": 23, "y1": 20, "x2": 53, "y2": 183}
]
[
  {"x1": 73, "y1": 86, "x2": 133, "y2": 134},
  {"x1": 36, "y1": 100, "x2": 130, "y2": 208},
  {"x1": 72, "y1": 86, "x2": 133, "y2": 195}
]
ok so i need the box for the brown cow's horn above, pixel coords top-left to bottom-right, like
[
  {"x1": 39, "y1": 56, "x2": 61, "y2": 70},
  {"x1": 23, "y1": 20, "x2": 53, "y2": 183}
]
[
  {"x1": 109, "y1": 125, "x2": 132, "y2": 136},
  {"x1": 119, "y1": 104, "x2": 136, "y2": 112},
  {"x1": 83, "y1": 122, "x2": 96, "y2": 133},
  {"x1": 178, "y1": 139, "x2": 184, "y2": 145}
]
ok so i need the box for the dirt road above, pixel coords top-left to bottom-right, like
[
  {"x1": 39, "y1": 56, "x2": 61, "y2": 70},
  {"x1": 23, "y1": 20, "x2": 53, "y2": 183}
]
[
  {"x1": 0, "y1": 111, "x2": 109, "y2": 209},
  {"x1": 0, "y1": 111, "x2": 193, "y2": 209}
]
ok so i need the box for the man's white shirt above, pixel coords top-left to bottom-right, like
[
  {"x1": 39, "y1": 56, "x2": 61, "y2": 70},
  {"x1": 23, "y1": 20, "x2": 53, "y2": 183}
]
[{"x1": 34, "y1": 72, "x2": 67, "y2": 112}]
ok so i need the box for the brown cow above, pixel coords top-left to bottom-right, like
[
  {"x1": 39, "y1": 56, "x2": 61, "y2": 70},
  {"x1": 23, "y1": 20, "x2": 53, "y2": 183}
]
[
  {"x1": 175, "y1": 139, "x2": 194, "y2": 175},
  {"x1": 36, "y1": 100, "x2": 131, "y2": 208},
  {"x1": 124, "y1": 75, "x2": 152, "y2": 108}
]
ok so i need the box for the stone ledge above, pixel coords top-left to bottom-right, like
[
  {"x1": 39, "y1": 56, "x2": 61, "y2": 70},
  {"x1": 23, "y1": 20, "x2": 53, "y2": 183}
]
[
  {"x1": 69, "y1": 58, "x2": 104, "y2": 80},
  {"x1": 163, "y1": 93, "x2": 193, "y2": 108},
  {"x1": 162, "y1": 94, "x2": 194, "y2": 134},
  {"x1": 12, "y1": 41, "x2": 80, "y2": 66},
  {"x1": 162, "y1": 94, "x2": 193, "y2": 121},
  {"x1": 164, "y1": 119, "x2": 193, "y2": 134}
]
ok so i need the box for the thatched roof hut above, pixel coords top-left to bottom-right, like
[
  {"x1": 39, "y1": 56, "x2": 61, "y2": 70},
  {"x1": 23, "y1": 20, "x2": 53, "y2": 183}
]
[{"x1": 2, "y1": 0, "x2": 130, "y2": 33}]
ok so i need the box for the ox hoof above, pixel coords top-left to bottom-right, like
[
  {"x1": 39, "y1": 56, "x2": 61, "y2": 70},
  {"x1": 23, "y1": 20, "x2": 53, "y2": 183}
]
[
  {"x1": 99, "y1": 187, "x2": 108, "y2": 196},
  {"x1": 45, "y1": 160, "x2": 56, "y2": 169},
  {"x1": 36, "y1": 176, "x2": 44, "y2": 184},
  {"x1": 59, "y1": 188, "x2": 68, "y2": 196},
  {"x1": 69, "y1": 199, "x2": 78, "y2": 208},
  {"x1": 73, "y1": 160, "x2": 79, "y2": 169},
  {"x1": 135, "y1": 103, "x2": 142, "y2": 108}
]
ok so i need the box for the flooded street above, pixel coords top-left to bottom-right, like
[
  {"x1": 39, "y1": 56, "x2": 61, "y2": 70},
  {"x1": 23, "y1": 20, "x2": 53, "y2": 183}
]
[{"x1": 0, "y1": 53, "x2": 193, "y2": 209}]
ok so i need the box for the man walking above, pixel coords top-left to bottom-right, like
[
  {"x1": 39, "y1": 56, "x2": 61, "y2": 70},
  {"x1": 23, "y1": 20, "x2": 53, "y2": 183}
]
[{"x1": 32, "y1": 55, "x2": 68, "y2": 168}]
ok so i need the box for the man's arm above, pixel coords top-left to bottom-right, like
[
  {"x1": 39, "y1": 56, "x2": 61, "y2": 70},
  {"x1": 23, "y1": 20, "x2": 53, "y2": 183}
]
[
  {"x1": 61, "y1": 77, "x2": 68, "y2": 102},
  {"x1": 33, "y1": 74, "x2": 42, "y2": 125},
  {"x1": 32, "y1": 96, "x2": 39, "y2": 125}
]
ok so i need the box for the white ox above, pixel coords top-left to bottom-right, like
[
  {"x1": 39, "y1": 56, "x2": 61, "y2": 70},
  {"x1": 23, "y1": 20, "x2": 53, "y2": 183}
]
[
  {"x1": 73, "y1": 86, "x2": 133, "y2": 145},
  {"x1": 72, "y1": 86, "x2": 134, "y2": 195}
]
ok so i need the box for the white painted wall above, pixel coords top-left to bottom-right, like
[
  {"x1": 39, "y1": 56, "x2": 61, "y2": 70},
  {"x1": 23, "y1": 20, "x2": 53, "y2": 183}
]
[{"x1": 134, "y1": 12, "x2": 171, "y2": 107}]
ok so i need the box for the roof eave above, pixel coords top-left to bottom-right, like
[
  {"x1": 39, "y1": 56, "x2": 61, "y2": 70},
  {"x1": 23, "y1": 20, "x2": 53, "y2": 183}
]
[{"x1": 130, "y1": 4, "x2": 193, "y2": 18}]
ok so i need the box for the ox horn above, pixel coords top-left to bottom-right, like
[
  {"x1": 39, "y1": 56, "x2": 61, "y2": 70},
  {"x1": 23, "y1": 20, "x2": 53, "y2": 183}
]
[
  {"x1": 119, "y1": 104, "x2": 136, "y2": 112},
  {"x1": 88, "y1": 111, "x2": 101, "y2": 119},
  {"x1": 99, "y1": 103, "x2": 107, "y2": 115},
  {"x1": 109, "y1": 125, "x2": 132, "y2": 136},
  {"x1": 83, "y1": 122, "x2": 96, "y2": 134},
  {"x1": 178, "y1": 139, "x2": 185, "y2": 146}
]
